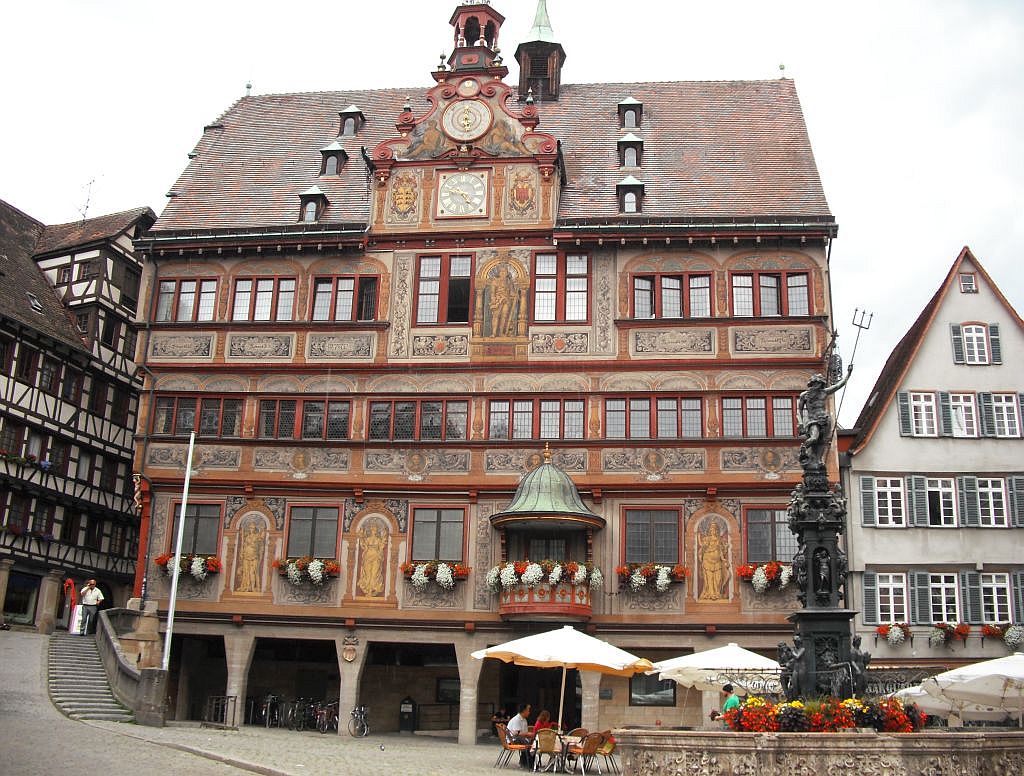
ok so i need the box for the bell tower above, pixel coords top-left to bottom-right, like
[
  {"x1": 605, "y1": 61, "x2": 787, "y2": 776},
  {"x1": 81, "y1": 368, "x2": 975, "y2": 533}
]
[
  {"x1": 515, "y1": 0, "x2": 566, "y2": 101},
  {"x1": 448, "y1": 2, "x2": 506, "y2": 74}
]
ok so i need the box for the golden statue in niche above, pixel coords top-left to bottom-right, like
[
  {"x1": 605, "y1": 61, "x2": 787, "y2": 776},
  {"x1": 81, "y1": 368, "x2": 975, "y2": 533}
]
[
  {"x1": 235, "y1": 518, "x2": 266, "y2": 593},
  {"x1": 485, "y1": 263, "x2": 519, "y2": 337},
  {"x1": 697, "y1": 519, "x2": 729, "y2": 601},
  {"x1": 357, "y1": 522, "x2": 388, "y2": 597}
]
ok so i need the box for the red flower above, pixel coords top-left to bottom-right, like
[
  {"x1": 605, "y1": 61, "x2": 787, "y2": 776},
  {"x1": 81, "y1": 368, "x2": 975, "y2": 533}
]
[
  {"x1": 205, "y1": 556, "x2": 222, "y2": 572},
  {"x1": 763, "y1": 561, "x2": 781, "y2": 581},
  {"x1": 737, "y1": 564, "x2": 756, "y2": 580},
  {"x1": 514, "y1": 561, "x2": 528, "y2": 574},
  {"x1": 324, "y1": 560, "x2": 341, "y2": 576},
  {"x1": 670, "y1": 564, "x2": 691, "y2": 581},
  {"x1": 981, "y1": 623, "x2": 1006, "y2": 638},
  {"x1": 155, "y1": 553, "x2": 172, "y2": 567},
  {"x1": 452, "y1": 563, "x2": 471, "y2": 578},
  {"x1": 876, "y1": 624, "x2": 891, "y2": 637},
  {"x1": 953, "y1": 623, "x2": 971, "y2": 640}
]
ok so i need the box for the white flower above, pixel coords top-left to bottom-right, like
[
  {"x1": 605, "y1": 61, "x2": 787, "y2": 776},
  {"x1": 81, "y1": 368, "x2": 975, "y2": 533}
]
[
  {"x1": 928, "y1": 628, "x2": 948, "y2": 648},
  {"x1": 549, "y1": 564, "x2": 563, "y2": 585},
  {"x1": 286, "y1": 562, "x2": 303, "y2": 585},
  {"x1": 500, "y1": 564, "x2": 519, "y2": 589},
  {"x1": 655, "y1": 566, "x2": 671, "y2": 592},
  {"x1": 308, "y1": 559, "x2": 325, "y2": 585},
  {"x1": 886, "y1": 625, "x2": 906, "y2": 647},
  {"x1": 522, "y1": 563, "x2": 544, "y2": 587},
  {"x1": 589, "y1": 568, "x2": 603, "y2": 590},
  {"x1": 572, "y1": 564, "x2": 588, "y2": 586},
  {"x1": 1004, "y1": 625, "x2": 1024, "y2": 648},
  {"x1": 751, "y1": 565, "x2": 769, "y2": 593},
  {"x1": 779, "y1": 565, "x2": 793, "y2": 590},
  {"x1": 190, "y1": 556, "x2": 207, "y2": 581},
  {"x1": 411, "y1": 563, "x2": 430, "y2": 590},
  {"x1": 630, "y1": 570, "x2": 647, "y2": 592},
  {"x1": 486, "y1": 565, "x2": 501, "y2": 591},
  {"x1": 435, "y1": 563, "x2": 455, "y2": 589}
]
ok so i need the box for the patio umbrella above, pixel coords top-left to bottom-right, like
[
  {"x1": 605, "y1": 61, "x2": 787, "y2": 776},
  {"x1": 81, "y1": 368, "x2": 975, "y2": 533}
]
[
  {"x1": 652, "y1": 642, "x2": 782, "y2": 695},
  {"x1": 921, "y1": 652, "x2": 1024, "y2": 727},
  {"x1": 892, "y1": 684, "x2": 1016, "y2": 724},
  {"x1": 471, "y1": 625, "x2": 653, "y2": 730}
]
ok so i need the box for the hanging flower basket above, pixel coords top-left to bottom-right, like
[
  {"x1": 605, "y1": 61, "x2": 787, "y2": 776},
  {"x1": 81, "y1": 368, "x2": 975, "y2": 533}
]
[
  {"x1": 272, "y1": 556, "x2": 340, "y2": 586},
  {"x1": 486, "y1": 560, "x2": 603, "y2": 593},
  {"x1": 737, "y1": 561, "x2": 792, "y2": 593},
  {"x1": 156, "y1": 553, "x2": 222, "y2": 581},
  {"x1": 875, "y1": 622, "x2": 912, "y2": 647},
  {"x1": 614, "y1": 563, "x2": 689, "y2": 593},
  {"x1": 400, "y1": 561, "x2": 470, "y2": 591},
  {"x1": 929, "y1": 622, "x2": 970, "y2": 648},
  {"x1": 1004, "y1": 625, "x2": 1024, "y2": 649}
]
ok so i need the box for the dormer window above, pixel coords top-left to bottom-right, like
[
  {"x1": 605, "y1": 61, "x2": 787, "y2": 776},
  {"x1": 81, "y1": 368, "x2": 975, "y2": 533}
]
[
  {"x1": 618, "y1": 97, "x2": 643, "y2": 129},
  {"x1": 618, "y1": 133, "x2": 643, "y2": 168},
  {"x1": 958, "y1": 273, "x2": 977, "y2": 293},
  {"x1": 338, "y1": 105, "x2": 365, "y2": 136},
  {"x1": 298, "y1": 186, "x2": 328, "y2": 223},
  {"x1": 319, "y1": 141, "x2": 348, "y2": 176},
  {"x1": 27, "y1": 293, "x2": 44, "y2": 314},
  {"x1": 617, "y1": 175, "x2": 644, "y2": 214}
]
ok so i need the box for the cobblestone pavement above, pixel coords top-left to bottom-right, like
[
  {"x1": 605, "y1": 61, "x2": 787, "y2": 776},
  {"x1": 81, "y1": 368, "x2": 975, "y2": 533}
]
[{"x1": 1, "y1": 628, "x2": 513, "y2": 776}]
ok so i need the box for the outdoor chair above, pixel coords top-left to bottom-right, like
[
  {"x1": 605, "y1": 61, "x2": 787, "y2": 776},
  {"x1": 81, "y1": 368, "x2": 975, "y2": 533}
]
[
  {"x1": 565, "y1": 731, "x2": 605, "y2": 774},
  {"x1": 565, "y1": 727, "x2": 588, "y2": 737},
  {"x1": 596, "y1": 731, "x2": 618, "y2": 774},
  {"x1": 494, "y1": 722, "x2": 532, "y2": 769},
  {"x1": 532, "y1": 728, "x2": 561, "y2": 772}
]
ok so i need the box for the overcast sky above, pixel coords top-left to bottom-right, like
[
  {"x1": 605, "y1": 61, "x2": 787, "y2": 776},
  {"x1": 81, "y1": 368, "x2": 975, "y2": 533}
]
[{"x1": 3, "y1": 0, "x2": 1021, "y2": 426}]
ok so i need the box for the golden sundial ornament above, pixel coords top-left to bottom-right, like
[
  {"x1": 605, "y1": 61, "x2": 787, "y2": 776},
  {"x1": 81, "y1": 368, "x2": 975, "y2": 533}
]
[{"x1": 441, "y1": 99, "x2": 492, "y2": 142}]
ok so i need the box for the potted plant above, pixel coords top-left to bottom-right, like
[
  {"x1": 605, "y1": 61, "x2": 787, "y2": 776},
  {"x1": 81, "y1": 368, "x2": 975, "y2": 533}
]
[
  {"x1": 486, "y1": 560, "x2": 603, "y2": 593},
  {"x1": 736, "y1": 561, "x2": 793, "y2": 593},
  {"x1": 156, "y1": 553, "x2": 222, "y2": 581},
  {"x1": 400, "y1": 561, "x2": 471, "y2": 590},
  {"x1": 614, "y1": 563, "x2": 690, "y2": 593},
  {"x1": 875, "y1": 622, "x2": 912, "y2": 647},
  {"x1": 272, "y1": 556, "x2": 340, "y2": 586}
]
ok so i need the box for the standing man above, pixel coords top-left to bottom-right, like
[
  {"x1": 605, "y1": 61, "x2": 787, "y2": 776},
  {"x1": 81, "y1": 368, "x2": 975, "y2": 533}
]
[
  {"x1": 79, "y1": 579, "x2": 104, "y2": 635},
  {"x1": 709, "y1": 683, "x2": 740, "y2": 725},
  {"x1": 506, "y1": 702, "x2": 535, "y2": 769}
]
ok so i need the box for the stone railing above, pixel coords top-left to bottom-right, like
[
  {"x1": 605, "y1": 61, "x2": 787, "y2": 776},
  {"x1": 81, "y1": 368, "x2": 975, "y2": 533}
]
[
  {"x1": 96, "y1": 602, "x2": 167, "y2": 726},
  {"x1": 616, "y1": 728, "x2": 1024, "y2": 775},
  {"x1": 498, "y1": 582, "x2": 592, "y2": 621}
]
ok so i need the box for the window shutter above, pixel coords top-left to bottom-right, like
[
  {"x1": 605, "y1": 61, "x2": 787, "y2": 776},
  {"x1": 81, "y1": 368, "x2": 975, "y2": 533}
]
[
  {"x1": 958, "y1": 476, "x2": 980, "y2": 527},
  {"x1": 862, "y1": 571, "x2": 879, "y2": 625},
  {"x1": 860, "y1": 476, "x2": 876, "y2": 526},
  {"x1": 950, "y1": 324, "x2": 965, "y2": 363},
  {"x1": 1013, "y1": 571, "x2": 1024, "y2": 624},
  {"x1": 909, "y1": 572, "x2": 932, "y2": 625},
  {"x1": 897, "y1": 392, "x2": 912, "y2": 436},
  {"x1": 989, "y1": 324, "x2": 1002, "y2": 364},
  {"x1": 978, "y1": 393, "x2": 996, "y2": 437},
  {"x1": 1009, "y1": 476, "x2": 1024, "y2": 528},
  {"x1": 960, "y1": 571, "x2": 982, "y2": 623},
  {"x1": 908, "y1": 475, "x2": 929, "y2": 527},
  {"x1": 938, "y1": 392, "x2": 953, "y2": 436}
]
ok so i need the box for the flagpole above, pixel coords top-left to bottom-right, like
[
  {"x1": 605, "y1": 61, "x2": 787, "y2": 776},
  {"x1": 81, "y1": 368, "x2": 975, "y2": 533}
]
[{"x1": 162, "y1": 431, "x2": 195, "y2": 671}]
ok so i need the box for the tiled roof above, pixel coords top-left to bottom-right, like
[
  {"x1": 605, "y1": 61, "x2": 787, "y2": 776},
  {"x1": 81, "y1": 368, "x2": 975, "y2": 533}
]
[
  {"x1": 154, "y1": 79, "x2": 831, "y2": 232},
  {"x1": 849, "y1": 247, "x2": 1024, "y2": 452},
  {"x1": 0, "y1": 200, "x2": 88, "y2": 352},
  {"x1": 35, "y1": 206, "x2": 155, "y2": 255}
]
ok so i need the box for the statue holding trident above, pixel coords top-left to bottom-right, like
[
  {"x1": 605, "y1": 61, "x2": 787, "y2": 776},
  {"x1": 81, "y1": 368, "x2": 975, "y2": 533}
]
[{"x1": 797, "y1": 365, "x2": 852, "y2": 468}]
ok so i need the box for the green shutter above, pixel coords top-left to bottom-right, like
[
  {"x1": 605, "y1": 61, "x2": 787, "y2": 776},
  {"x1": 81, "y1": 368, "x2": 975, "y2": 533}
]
[
  {"x1": 989, "y1": 324, "x2": 1002, "y2": 364},
  {"x1": 978, "y1": 393, "x2": 996, "y2": 437},
  {"x1": 1013, "y1": 571, "x2": 1024, "y2": 624},
  {"x1": 909, "y1": 571, "x2": 932, "y2": 625},
  {"x1": 938, "y1": 392, "x2": 953, "y2": 437},
  {"x1": 897, "y1": 392, "x2": 912, "y2": 436},
  {"x1": 951, "y1": 324, "x2": 965, "y2": 364},
  {"x1": 860, "y1": 476, "x2": 877, "y2": 526},
  {"x1": 960, "y1": 571, "x2": 982, "y2": 623},
  {"x1": 958, "y1": 476, "x2": 980, "y2": 527},
  {"x1": 1009, "y1": 476, "x2": 1024, "y2": 528},
  {"x1": 862, "y1": 571, "x2": 879, "y2": 625},
  {"x1": 908, "y1": 475, "x2": 929, "y2": 527}
]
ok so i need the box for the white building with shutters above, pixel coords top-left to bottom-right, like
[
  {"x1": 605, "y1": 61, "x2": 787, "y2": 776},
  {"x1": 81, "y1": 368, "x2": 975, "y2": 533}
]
[{"x1": 839, "y1": 246, "x2": 1024, "y2": 676}]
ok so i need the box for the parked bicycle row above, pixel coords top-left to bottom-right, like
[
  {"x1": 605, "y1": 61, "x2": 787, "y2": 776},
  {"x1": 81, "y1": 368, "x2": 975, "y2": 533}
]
[{"x1": 255, "y1": 695, "x2": 369, "y2": 736}]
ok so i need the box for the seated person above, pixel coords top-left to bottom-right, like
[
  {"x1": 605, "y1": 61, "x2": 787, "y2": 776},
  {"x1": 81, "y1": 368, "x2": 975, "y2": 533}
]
[
  {"x1": 507, "y1": 703, "x2": 535, "y2": 769},
  {"x1": 491, "y1": 707, "x2": 509, "y2": 737},
  {"x1": 533, "y1": 709, "x2": 557, "y2": 731}
]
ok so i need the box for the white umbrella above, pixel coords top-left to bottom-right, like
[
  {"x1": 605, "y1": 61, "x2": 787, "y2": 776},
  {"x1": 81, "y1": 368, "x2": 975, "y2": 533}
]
[
  {"x1": 921, "y1": 652, "x2": 1024, "y2": 727},
  {"x1": 892, "y1": 684, "x2": 1015, "y2": 723},
  {"x1": 471, "y1": 625, "x2": 653, "y2": 729},
  {"x1": 652, "y1": 642, "x2": 782, "y2": 695}
]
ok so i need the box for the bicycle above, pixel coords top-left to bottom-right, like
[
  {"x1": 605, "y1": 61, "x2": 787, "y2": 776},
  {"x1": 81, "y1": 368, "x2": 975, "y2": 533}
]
[
  {"x1": 348, "y1": 704, "x2": 370, "y2": 737},
  {"x1": 316, "y1": 701, "x2": 339, "y2": 734},
  {"x1": 262, "y1": 694, "x2": 279, "y2": 728}
]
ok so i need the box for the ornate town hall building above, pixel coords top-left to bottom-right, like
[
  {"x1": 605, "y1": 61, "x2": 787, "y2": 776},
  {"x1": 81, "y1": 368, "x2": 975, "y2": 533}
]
[{"x1": 134, "y1": 1, "x2": 838, "y2": 735}]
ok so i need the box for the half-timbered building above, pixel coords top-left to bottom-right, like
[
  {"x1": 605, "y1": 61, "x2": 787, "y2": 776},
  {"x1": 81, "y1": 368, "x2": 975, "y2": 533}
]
[
  {"x1": 133, "y1": 1, "x2": 839, "y2": 736},
  {"x1": 0, "y1": 199, "x2": 154, "y2": 631}
]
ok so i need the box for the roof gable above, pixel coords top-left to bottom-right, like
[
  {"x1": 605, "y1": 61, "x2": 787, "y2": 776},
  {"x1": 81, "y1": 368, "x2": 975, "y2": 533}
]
[{"x1": 35, "y1": 206, "x2": 155, "y2": 256}]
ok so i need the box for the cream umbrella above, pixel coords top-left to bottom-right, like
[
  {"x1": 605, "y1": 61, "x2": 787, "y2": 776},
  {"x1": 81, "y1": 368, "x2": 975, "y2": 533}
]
[
  {"x1": 652, "y1": 642, "x2": 782, "y2": 694},
  {"x1": 471, "y1": 625, "x2": 653, "y2": 730},
  {"x1": 921, "y1": 652, "x2": 1024, "y2": 727},
  {"x1": 892, "y1": 684, "x2": 1015, "y2": 724}
]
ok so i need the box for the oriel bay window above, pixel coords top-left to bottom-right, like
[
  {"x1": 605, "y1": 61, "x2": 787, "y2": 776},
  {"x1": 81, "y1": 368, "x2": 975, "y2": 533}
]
[
  {"x1": 745, "y1": 508, "x2": 797, "y2": 563},
  {"x1": 411, "y1": 507, "x2": 464, "y2": 562},
  {"x1": 155, "y1": 278, "x2": 217, "y2": 322},
  {"x1": 606, "y1": 396, "x2": 703, "y2": 439},
  {"x1": 624, "y1": 509, "x2": 679, "y2": 564},
  {"x1": 488, "y1": 398, "x2": 584, "y2": 439},
  {"x1": 311, "y1": 275, "x2": 379, "y2": 321},
  {"x1": 368, "y1": 399, "x2": 468, "y2": 441},
  {"x1": 172, "y1": 503, "x2": 221, "y2": 556},
  {"x1": 721, "y1": 395, "x2": 796, "y2": 437},
  {"x1": 416, "y1": 255, "x2": 471, "y2": 325},
  {"x1": 232, "y1": 277, "x2": 296, "y2": 322},
  {"x1": 286, "y1": 506, "x2": 339, "y2": 558},
  {"x1": 533, "y1": 253, "x2": 589, "y2": 322},
  {"x1": 731, "y1": 271, "x2": 810, "y2": 317},
  {"x1": 632, "y1": 273, "x2": 711, "y2": 318},
  {"x1": 259, "y1": 399, "x2": 351, "y2": 440}
]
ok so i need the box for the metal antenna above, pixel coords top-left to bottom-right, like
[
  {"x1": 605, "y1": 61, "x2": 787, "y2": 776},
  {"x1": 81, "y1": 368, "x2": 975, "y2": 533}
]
[
  {"x1": 78, "y1": 178, "x2": 95, "y2": 221},
  {"x1": 836, "y1": 308, "x2": 873, "y2": 419}
]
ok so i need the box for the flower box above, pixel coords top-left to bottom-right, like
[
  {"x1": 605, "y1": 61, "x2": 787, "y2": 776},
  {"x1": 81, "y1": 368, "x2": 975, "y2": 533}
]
[
  {"x1": 156, "y1": 553, "x2": 222, "y2": 581},
  {"x1": 486, "y1": 560, "x2": 603, "y2": 593},
  {"x1": 272, "y1": 556, "x2": 340, "y2": 586},
  {"x1": 614, "y1": 563, "x2": 689, "y2": 593},
  {"x1": 400, "y1": 561, "x2": 470, "y2": 590},
  {"x1": 736, "y1": 561, "x2": 793, "y2": 593},
  {"x1": 929, "y1": 622, "x2": 970, "y2": 648},
  {"x1": 875, "y1": 622, "x2": 912, "y2": 647}
]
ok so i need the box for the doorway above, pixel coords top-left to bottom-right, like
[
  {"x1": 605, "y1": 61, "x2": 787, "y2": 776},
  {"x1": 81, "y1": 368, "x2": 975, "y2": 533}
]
[{"x1": 499, "y1": 664, "x2": 581, "y2": 730}]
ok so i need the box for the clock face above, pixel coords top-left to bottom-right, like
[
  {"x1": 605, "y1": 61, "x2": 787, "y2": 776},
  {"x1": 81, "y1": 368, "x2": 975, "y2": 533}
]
[
  {"x1": 441, "y1": 99, "x2": 492, "y2": 142},
  {"x1": 437, "y1": 171, "x2": 488, "y2": 217}
]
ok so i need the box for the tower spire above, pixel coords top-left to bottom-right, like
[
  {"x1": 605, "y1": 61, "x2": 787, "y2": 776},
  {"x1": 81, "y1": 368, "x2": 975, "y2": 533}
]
[
  {"x1": 526, "y1": 0, "x2": 557, "y2": 42},
  {"x1": 515, "y1": 0, "x2": 566, "y2": 101}
]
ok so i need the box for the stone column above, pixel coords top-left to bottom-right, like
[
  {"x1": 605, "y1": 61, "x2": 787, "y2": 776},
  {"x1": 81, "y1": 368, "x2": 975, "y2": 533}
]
[
  {"x1": 223, "y1": 630, "x2": 256, "y2": 727},
  {"x1": 579, "y1": 671, "x2": 602, "y2": 732},
  {"x1": 0, "y1": 558, "x2": 14, "y2": 626},
  {"x1": 455, "y1": 635, "x2": 483, "y2": 745},
  {"x1": 35, "y1": 569, "x2": 64, "y2": 634},
  {"x1": 335, "y1": 633, "x2": 368, "y2": 736}
]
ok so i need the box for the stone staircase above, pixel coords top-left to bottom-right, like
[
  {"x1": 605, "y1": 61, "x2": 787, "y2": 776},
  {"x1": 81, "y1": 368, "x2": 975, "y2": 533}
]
[{"x1": 48, "y1": 632, "x2": 135, "y2": 722}]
